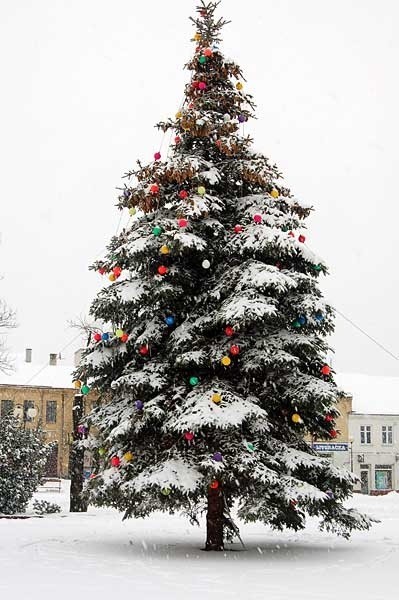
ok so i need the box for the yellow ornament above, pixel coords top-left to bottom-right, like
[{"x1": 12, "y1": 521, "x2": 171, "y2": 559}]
[
  {"x1": 194, "y1": 32, "x2": 202, "y2": 41},
  {"x1": 197, "y1": 186, "x2": 206, "y2": 196},
  {"x1": 291, "y1": 413, "x2": 302, "y2": 424},
  {"x1": 160, "y1": 245, "x2": 170, "y2": 255},
  {"x1": 109, "y1": 273, "x2": 116, "y2": 282},
  {"x1": 129, "y1": 207, "x2": 136, "y2": 216},
  {"x1": 212, "y1": 393, "x2": 222, "y2": 404},
  {"x1": 123, "y1": 451, "x2": 134, "y2": 462},
  {"x1": 236, "y1": 82, "x2": 243, "y2": 91},
  {"x1": 175, "y1": 111, "x2": 182, "y2": 119},
  {"x1": 115, "y1": 329, "x2": 124, "y2": 338},
  {"x1": 73, "y1": 380, "x2": 82, "y2": 389},
  {"x1": 221, "y1": 356, "x2": 231, "y2": 367},
  {"x1": 271, "y1": 189, "x2": 279, "y2": 198}
]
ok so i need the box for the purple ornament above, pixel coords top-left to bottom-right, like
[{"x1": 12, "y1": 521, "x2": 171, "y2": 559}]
[
  {"x1": 77, "y1": 425, "x2": 87, "y2": 435},
  {"x1": 238, "y1": 114, "x2": 246, "y2": 123},
  {"x1": 135, "y1": 400, "x2": 144, "y2": 411},
  {"x1": 326, "y1": 489, "x2": 334, "y2": 500},
  {"x1": 212, "y1": 452, "x2": 223, "y2": 462}
]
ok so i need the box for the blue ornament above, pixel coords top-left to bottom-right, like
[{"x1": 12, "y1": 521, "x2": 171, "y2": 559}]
[
  {"x1": 315, "y1": 312, "x2": 324, "y2": 322},
  {"x1": 135, "y1": 400, "x2": 144, "y2": 410},
  {"x1": 165, "y1": 316, "x2": 175, "y2": 327},
  {"x1": 326, "y1": 489, "x2": 334, "y2": 500},
  {"x1": 101, "y1": 333, "x2": 109, "y2": 341},
  {"x1": 298, "y1": 315, "x2": 307, "y2": 326}
]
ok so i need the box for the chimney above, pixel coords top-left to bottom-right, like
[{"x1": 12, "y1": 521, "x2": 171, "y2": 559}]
[
  {"x1": 25, "y1": 348, "x2": 32, "y2": 363},
  {"x1": 74, "y1": 348, "x2": 83, "y2": 367},
  {"x1": 49, "y1": 353, "x2": 57, "y2": 366}
]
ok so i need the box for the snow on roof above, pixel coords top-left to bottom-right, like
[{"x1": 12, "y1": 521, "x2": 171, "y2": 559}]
[
  {"x1": 335, "y1": 372, "x2": 399, "y2": 415},
  {"x1": 0, "y1": 354, "x2": 75, "y2": 389}
]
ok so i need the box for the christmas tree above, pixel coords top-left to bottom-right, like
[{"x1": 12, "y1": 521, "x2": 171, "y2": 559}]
[
  {"x1": 0, "y1": 415, "x2": 49, "y2": 514},
  {"x1": 76, "y1": 1, "x2": 372, "y2": 549}
]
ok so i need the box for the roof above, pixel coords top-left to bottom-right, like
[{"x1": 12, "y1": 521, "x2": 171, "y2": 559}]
[
  {"x1": 335, "y1": 372, "x2": 399, "y2": 415},
  {"x1": 0, "y1": 354, "x2": 75, "y2": 389}
]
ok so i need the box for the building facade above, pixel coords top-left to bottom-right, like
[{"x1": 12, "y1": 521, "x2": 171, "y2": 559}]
[
  {"x1": 349, "y1": 413, "x2": 399, "y2": 494},
  {"x1": 0, "y1": 350, "x2": 97, "y2": 477}
]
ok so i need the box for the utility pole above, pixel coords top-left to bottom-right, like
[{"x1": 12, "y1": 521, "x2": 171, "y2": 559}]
[{"x1": 69, "y1": 393, "x2": 88, "y2": 512}]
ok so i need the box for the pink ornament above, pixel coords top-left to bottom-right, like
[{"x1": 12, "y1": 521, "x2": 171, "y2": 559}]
[
  {"x1": 178, "y1": 218, "x2": 188, "y2": 228},
  {"x1": 198, "y1": 81, "x2": 207, "y2": 90},
  {"x1": 253, "y1": 214, "x2": 262, "y2": 224},
  {"x1": 234, "y1": 224, "x2": 243, "y2": 234},
  {"x1": 154, "y1": 152, "x2": 161, "y2": 161},
  {"x1": 184, "y1": 432, "x2": 194, "y2": 441}
]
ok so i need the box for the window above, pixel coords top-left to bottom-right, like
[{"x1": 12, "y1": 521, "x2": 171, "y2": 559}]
[
  {"x1": 382, "y1": 425, "x2": 393, "y2": 445},
  {"x1": 23, "y1": 400, "x2": 35, "y2": 421},
  {"x1": 360, "y1": 425, "x2": 371, "y2": 444},
  {"x1": 46, "y1": 400, "x2": 57, "y2": 424},
  {"x1": 1, "y1": 399, "x2": 14, "y2": 417},
  {"x1": 375, "y1": 465, "x2": 392, "y2": 490}
]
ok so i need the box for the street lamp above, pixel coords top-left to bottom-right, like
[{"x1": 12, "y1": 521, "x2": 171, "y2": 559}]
[
  {"x1": 13, "y1": 403, "x2": 38, "y2": 429},
  {"x1": 349, "y1": 436, "x2": 354, "y2": 472}
]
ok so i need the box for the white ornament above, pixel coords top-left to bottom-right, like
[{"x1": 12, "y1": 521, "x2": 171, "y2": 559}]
[
  {"x1": 202, "y1": 259, "x2": 211, "y2": 269},
  {"x1": 223, "y1": 113, "x2": 231, "y2": 122}
]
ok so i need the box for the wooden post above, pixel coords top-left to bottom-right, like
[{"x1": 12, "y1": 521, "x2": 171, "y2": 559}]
[
  {"x1": 205, "y1": 482, "x2": 224, "y2": 551},
  {"x1": 69, "y1": 394, "x2": 87, "y2": 512}
]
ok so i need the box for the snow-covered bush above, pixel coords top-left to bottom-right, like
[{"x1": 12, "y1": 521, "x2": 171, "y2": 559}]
[
  {"x1": 0, "y1": 415, "x2": 50, "y2": 514},
  {"x1": 32, "y1": 499, "x2": 61, "y2": 515}
]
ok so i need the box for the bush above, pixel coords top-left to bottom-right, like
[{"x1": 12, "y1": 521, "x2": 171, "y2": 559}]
[
  {"x1": 32, "y1": 499, "x2": 61, "y2": 515},
  {"x1": 0, "y1": 415, "x2": 50, "y2": 514}
]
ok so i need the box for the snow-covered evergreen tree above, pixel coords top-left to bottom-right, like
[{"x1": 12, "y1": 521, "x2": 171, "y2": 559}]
[
  {"x1": 0, "y1": 415, "x2": 49, "y2": 514},
  {"x1": 76, "y1": 1, "x2": 372, "y2": 549}
]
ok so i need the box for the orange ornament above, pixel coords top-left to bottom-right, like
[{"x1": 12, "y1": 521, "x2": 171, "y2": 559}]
[{"x1": 203, "y1": 48, "x2": 213, "y2": 57}]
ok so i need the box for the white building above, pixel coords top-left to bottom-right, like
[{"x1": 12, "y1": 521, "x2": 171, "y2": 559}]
[{"x1": 337, "y1": 373, "x2": 399, "y2": 495}]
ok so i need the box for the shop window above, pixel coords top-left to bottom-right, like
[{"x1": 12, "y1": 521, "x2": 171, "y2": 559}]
[{"x1": 375, "y1": 465, "x2": 392, "y2": 490}]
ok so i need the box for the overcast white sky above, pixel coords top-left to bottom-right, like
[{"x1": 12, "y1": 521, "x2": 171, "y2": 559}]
[{"x1": 0, "y1": 0, "x2": 398, "y2": 377}]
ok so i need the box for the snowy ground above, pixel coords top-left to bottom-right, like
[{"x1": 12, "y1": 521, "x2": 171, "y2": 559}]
[{"x1": 0, "y1": 482, "x2": 397, "y2": 600}]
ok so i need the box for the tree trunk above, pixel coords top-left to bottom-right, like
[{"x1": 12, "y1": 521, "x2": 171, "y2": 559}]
[
  {"x1": 205, "y1": 483, "x2": 224, "y2": 551},
  {"x1": 69, "y1": 394, "x2": 87, "y2": 512}
]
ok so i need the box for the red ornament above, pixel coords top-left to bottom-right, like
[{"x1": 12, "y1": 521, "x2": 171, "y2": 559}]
[
  {"x1": 179, "y1": 190, "x2": 189, "y2": 199},
  {"x1": 113, "y1": 266, "x2": 122, "y2": 277},
  {"x1": 139, "y1": 345, "x2": 149, "y2": 356},
  {"x1": 184, "y1": 432, "x2": 194, "y2": 441},
  {"x1": 157, "y1": 265, "x2": 168, "y2": 276},
  {"x1": 290, "y1": 499, "x2": 298, "y2": 508},
  {"x1": 98, "y1": 267, "x2": 106, "y2": 275},
  {"x1": 224, "y1": 326, "x2": 235, "y2": 337},
  {"x1": 234, "y1": 224, "x2": 243, "y2": 234},
  {"x1": 288, "y1": 231, "x2": 295, "y2": 238},
  {"x1": 150, "y1": 184, "x2": 160, "y2": 195},
  {"x1": 188, "y1": 102, "x2": 195, "y2": 109},
  {"x1": 215, "y1": 139, "x2": 222, "y2": 148},
  {"x1": 154, "y1": 152, "x2": 161, "y2": 161},
  {"x1": 178, "y1": 218, "x2": 188, "y2": 228},
  {"x1": 325, "y1": 414, "x2": 334, "y2": 423},
  {"x1": 230, "y1": 344, "x2": 240, "y2": 356},
  {"x1": 93, "y1": 333, "x2": 102, "y2": 342},
  {"x1": 192, "y1": 81, "x2": 199, "y2": 89},
  {"x1": 321, "y1": 365, "x2": 331, "y2": 376},
  {"x1": 210, "y1": 480, "x2": 219, "y2": 489},
  {"x1": 298, "y1": 234, "x2": 306, "y2": 243},
  {"x1": 329, "y1": 429, "x2": 338, "y2": 439},
  {"x1": 174, "y1": 136, "x2": 181, "y2": 144},
  {"x1": 203, "y1": 48, "x2": 213, "y2": 57},
  {"x1": 121, "y1": 333, "x2": 129, "y2": 343},
  {"x1": 253, "y1": 214, "x2": 262, "y2": 224},
  {"x1": 111, "y1": 456, "x2": 120, "y2": 467}
]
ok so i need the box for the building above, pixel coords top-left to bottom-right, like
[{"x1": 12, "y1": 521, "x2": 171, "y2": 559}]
[
  {"x1": 0, "y1": 349, "x2": 96, "y2": 477},
  {"x1": 339, "y1": 373, "x2": 399, "y2": 495}
]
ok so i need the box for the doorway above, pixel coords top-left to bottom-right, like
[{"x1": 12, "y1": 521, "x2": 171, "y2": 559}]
[{"x1": 360, "y1": 469, "x2": 369, "y2": 494}]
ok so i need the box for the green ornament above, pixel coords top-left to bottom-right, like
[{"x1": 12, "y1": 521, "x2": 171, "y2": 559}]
[
  {"x1": 98, "y1": 447, "x2": 106, "y2": 457},
  {"x1": 189, "y1": 376, "x2": 199, "y2": 387},
  {"x1": 161, "y1": 487, "x2": 171, "y2": 496},
  {"x1": 152, "y1": 226, "x2": 163, "y2": 236},
  {"x1": 81, "y1": 385, "x2": 90, "y2": 395},
  {"x1": 199, "y1": 55, "x2": 207, "y2": 64},
  {"x1": 292, "y1": 320, "x2": 301, "y2": 328},
  {"x1": 313, "y1": 264, "x2": 322, "y2": 272},
  {"x1": 247, "y1": 442, "x2": 255, "y2": 453}
]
